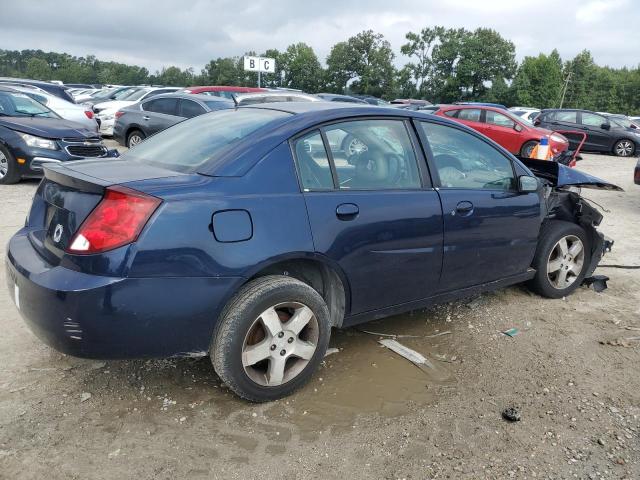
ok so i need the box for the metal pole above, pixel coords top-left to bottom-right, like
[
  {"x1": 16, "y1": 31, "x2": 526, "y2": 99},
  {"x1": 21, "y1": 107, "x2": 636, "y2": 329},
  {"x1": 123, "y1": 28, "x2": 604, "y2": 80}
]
[
  {"x1": 559, "y1": 72, "x2": 572, "y2": 108},
  {"x1": 258, "y1": 70, "x2": 261, "y2": 88}
]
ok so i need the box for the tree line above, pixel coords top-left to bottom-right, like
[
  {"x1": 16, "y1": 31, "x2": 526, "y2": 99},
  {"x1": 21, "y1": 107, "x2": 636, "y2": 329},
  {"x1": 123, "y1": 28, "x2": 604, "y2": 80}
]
[{"x1": 1, "y1": 26, "x2": 638, "y2": 114}]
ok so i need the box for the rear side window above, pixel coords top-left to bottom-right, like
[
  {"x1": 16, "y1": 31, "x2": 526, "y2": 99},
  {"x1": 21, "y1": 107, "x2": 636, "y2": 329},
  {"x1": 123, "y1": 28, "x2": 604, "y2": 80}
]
[
  {"x1": 443, "y1": 109, "x2": 458, "y2": 118},
  {"x1": 143, "y1": 98, "x2": 178, "y2": 115},
  {"x1": 457, "y1": 109, "x2": 481, "y2": 122},
  {"x1": 122, "y1": 108, "x2": 291, "y2": 172},
  {"x1": 292, "y1": 131, "x2": 334, "y2": 190},
  {"x1": 420, "y1": 122, "x2": 515, "y2": 191},
  {"x1": 179, "y1": 99, "x2": 205, "y2": 118},
  {"x1": 554, "y1": 111, "x2": 578, "y2": 123}
]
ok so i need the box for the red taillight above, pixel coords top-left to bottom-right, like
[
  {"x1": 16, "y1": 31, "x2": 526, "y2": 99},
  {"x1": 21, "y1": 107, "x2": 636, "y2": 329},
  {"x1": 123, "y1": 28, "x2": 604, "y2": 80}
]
[
  {"x1": 67, "y1": 186, "x2": 161, "y2": 254},
  {"x1": 115, "y1": 111, "x2": 125, "y2": 119},
  {"x1": 84, "y1": 110, "x2": 94, "y2": 119}
]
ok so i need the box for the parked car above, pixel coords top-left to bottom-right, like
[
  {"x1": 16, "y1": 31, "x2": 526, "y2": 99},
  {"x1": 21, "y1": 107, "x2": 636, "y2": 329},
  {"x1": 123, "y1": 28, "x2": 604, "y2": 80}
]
[
  {"x1": 180, "y1": 86, "x2": 266, "y2": 100},
  {"x1": 509, "y1": 107, "x2": 541, "y2": 124},
  {"x1": 391, "y1": 99, "x2": 431, "y2": 107},
  {"x1": 351, "y1": 94, "x2": 389, "y2": 106},
  {"x1": 235, "y1": 92, "x2": 322, "y2": 105},
  {"x1": 0, "y1": 86, "x2": 109, "y2": 184},
  {"x1": 455, "y1": 102, "x2": 508, "y2": 110},
  {"x1": 535, "y1": 109, "x2": 640, "y2": 157},
  {"x1": 93, "y1": 87, "x2": 180, "y2": 136},
  {"x1": 0, "y1": 77, "x2": 76, "y2": 103},
  {"x1": 6, "y1": 102, "x2": 619, "y2": 402},
  {"x1": 113, "y1": 93, "x2": 234, "y2": 147},
  {"x1": 434, "y1": 105, "x2": 569, "y2": 158},
  {"x1": 78, "y1": 86, "x2": 137, "y2": 106},
  {"x1": 316, "y1": 93, "x2": 368, "y2": 104},
  {"x1": 9, "y1": 85, "x2": 98, "y2": 132}
]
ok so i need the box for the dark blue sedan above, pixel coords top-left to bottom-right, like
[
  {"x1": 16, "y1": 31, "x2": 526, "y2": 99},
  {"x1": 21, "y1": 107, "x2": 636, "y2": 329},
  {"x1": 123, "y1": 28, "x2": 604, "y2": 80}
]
[{"x1": 5, "y1": 102, "x2": 619, "y2": 401}]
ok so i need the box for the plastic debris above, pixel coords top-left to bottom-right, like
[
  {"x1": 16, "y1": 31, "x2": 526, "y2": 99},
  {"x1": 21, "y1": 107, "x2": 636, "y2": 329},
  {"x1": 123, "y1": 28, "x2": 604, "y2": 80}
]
[
  {"x1": 80, "y1": 392, "x2": 92, "y2": 402},
  {"x1": 502, "y1": 407, "x2": 521, "y2": 422},
  {"x1": 324, "y1": 347, "x2": 340, "y2": 357},
  {"x1": 583, "y1": 275, "x2": 609, "y2": 292},
  {"x1": 378, "y1": 339, "x2": 435, "y2": 370},
  {"x1": 502, "y1": 328, "x2": 519, "y2": 338}
]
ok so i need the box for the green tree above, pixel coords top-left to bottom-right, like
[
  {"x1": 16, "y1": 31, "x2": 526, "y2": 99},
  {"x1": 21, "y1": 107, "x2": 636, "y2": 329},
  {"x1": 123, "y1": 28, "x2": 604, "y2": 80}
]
[
  {"x1": 25, "y1": 57, "x2": 52, "y2": 80},
  {"x1": 510, "y1": 50, "x2": 564, "y2": 108},
  {"x1": 278, "y1": 43, "x2": 323, "y2": 92},
  {"x1": 400, "y1": 26, "x2": 444, "y2": 98}
]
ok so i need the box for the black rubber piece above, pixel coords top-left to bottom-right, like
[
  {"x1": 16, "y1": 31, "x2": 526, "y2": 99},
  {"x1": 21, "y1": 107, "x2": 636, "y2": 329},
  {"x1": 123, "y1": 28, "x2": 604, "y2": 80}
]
[
  {"x1": 211, "y1": 275, "x2": 331, "y2": 402},
  {"x1": 527, "y1": 220, "x2": 591, "y2": 299}
]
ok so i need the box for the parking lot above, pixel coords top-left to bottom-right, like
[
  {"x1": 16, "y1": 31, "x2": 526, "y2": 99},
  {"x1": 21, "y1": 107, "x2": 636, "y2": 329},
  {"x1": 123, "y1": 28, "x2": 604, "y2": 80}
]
[{"x1": 0, "y1": 153, "x2": 638, "y2": 479}]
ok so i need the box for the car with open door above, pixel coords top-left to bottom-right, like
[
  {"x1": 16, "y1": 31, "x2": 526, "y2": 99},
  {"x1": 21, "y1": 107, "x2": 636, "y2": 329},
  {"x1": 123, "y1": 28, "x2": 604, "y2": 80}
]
[
  {"x1": 535, "y1": 109, "x2": 640, "y2": 157},
  {"x1": 6, "y1": 102, "x2": 619, "y2": 401}
]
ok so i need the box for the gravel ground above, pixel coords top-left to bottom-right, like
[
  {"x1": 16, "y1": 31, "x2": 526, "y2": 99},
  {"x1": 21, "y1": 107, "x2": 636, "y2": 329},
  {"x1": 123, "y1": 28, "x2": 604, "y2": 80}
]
[{"x1": 0, "y1": 153, "x2": 638, "y2": 479}]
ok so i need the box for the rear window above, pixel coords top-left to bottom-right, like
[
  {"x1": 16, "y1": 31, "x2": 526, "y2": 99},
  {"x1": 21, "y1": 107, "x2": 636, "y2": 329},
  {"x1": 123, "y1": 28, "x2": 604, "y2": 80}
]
[{"x1": 121, "y1": 108, "x2": 291, "y2": 173}]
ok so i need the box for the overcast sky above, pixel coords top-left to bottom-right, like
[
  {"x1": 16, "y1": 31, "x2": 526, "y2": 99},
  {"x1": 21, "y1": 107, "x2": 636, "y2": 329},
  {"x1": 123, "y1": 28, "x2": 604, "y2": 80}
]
[{"x1": 1, "y1": 0, "x2": 637, "y2": 72}]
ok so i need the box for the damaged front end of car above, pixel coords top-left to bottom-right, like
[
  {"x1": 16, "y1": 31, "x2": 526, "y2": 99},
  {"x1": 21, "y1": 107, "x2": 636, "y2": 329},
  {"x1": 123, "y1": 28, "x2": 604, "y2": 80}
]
[{"x1": 521, "y1": 158, "x2": 622, "y2": 279}]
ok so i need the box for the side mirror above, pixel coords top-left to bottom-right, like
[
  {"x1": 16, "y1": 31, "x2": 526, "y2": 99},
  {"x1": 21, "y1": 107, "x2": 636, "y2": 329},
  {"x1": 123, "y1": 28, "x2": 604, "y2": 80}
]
[
  {"x1": 514, "y1": 124, "x2": 523, "y2": 132},
  {"x1": 533, "y1": 118, "x2": 541, "y2": 126},
  {"x1": 518, "y1": 175, "x2": 538, "y2": 193},
  {"x1": 601, "y1": 123, "x2": 610, "y2": 130}
]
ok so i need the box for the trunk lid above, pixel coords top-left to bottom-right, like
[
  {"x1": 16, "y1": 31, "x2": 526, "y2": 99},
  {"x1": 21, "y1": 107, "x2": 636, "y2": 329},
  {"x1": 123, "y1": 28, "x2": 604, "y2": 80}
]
[{"x1": 28, "y1": 160, "x2": 183, "y2": 263}]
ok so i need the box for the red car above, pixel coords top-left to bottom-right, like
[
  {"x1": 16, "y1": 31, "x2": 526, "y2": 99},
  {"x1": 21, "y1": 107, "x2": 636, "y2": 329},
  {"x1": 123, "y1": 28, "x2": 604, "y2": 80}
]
[
  {"x1": 434, "y1": 105, "x2": 569, "y2": 158},
  {"x1": 181, "y1": 86, "x2": 267, "y2": 100}
]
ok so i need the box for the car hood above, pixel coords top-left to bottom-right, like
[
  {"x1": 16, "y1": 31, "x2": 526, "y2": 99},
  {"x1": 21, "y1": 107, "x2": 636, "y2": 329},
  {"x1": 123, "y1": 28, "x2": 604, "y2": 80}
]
[
  {"x1": 0, "y1": 116, "x2": 97, "y2": 139},
  {"x1": 521, "y1": 158, "x2": 623, "y2": 191}
]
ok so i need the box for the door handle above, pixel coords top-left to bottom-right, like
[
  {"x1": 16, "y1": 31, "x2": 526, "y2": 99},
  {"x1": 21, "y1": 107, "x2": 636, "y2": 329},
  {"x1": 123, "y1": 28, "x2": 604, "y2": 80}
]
[
  {"x1": 336, "y1": 203, "x2": 359, "y2": 220},
  {"x1": 143, "y1": 116, "x2": 150, "y2": 121},
  {"x1": 453, "y1": 201, "x2": 474, "y2": 216}
]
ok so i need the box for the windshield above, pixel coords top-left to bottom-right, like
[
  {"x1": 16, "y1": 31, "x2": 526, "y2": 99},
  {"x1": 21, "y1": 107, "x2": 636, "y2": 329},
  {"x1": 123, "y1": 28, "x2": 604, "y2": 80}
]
[
  {"x1": 121, "y1": 108, "x2": 292, "y2": 172},
  {"x1": 0, "y1": 91, "x2": 58, "y2": 118},
  {"x1": 121, "y1": 89, "x2": 152, "y2": 101},
  {"x1": 609, "y1": 117, "x2": 633, "y2": 129}
]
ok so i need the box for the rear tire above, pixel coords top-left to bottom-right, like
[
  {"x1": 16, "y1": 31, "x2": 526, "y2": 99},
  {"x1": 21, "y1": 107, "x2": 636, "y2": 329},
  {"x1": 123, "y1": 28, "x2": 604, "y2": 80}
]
[
  {"x1": 528, "y1": 220, "x2": 591, "y2": 299},
  {"x1": 520, "y1": 140, "x2": 538, "y2": 158},
  {"x1": 0, "y1": 145, "x2": 21, "y2": 185},
  {"x1": 613, "y1": 139, "x2": 635, "y2": 157},
  {"x1": 126, "y1": 129, "x2": 146, "y2": 148},
  {"x1": 211, "y1": 275, "x2": 331, "y2": 402}
]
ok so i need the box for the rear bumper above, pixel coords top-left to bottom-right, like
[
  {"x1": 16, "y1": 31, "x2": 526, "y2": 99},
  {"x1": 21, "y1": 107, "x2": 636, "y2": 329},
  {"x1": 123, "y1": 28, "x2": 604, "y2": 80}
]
[
  {"x1": 6, "y1": 229, "x2": 240, "y2": 359},
  {"x1": 97, "y1": 117, "x2": 114, "y2": 136}
]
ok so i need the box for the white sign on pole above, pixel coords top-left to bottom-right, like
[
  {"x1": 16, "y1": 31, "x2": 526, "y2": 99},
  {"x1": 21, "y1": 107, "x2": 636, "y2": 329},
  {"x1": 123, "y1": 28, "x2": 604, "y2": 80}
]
[{"x1": 243, "y1": 56, "x2": 276, "y2": 73}]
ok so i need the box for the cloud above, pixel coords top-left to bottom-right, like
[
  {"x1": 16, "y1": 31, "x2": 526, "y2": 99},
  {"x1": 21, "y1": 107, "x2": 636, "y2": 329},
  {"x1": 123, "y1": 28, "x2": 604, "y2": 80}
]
[{"x1": 0, "y1": 0, "x2": 637, "y2": 72}]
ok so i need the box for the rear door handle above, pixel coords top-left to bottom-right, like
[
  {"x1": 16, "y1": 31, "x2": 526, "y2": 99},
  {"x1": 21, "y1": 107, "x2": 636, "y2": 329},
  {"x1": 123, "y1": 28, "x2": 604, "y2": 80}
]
[
  {"x1": 336, "y1": 203, "x2": 359, "y2": 220},
  {"x1": 143, "y1": 116, "x2": 150, "y2": 121},
  {"x1": 453, "y1": 201, "x2": 474, "y2": 216}
]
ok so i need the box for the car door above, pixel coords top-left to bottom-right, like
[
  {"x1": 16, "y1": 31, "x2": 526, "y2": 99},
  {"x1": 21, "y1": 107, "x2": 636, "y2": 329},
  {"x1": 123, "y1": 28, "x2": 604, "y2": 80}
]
[
  {"x1": 292, "y1": 119, "x2": 443, "y2": 315},
  {"x1": 579, "y1": 112, "x2": 612, "y2": 151},
  {"x1": 539, "y1": 111, "x2": 582, "y2": 149},
  {"x1": 416, "y1": 120, "x2": 540, "y2": 292},
  {"x1": 141, "y1": 97, "x2": 181, "y2": 136},
  {"x1": 483, "y1": 109, "x2": 520, "y2": 153}
]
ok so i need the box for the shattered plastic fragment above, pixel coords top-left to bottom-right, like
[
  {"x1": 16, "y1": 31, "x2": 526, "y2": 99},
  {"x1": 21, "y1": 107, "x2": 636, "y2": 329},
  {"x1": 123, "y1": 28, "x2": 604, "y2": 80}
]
[
  {"x1": 502, "y1": 328, "x2": 519, "y2": 338},
  {"x1": 582, "y1": 275, "x2": 609, "y2": 292}
]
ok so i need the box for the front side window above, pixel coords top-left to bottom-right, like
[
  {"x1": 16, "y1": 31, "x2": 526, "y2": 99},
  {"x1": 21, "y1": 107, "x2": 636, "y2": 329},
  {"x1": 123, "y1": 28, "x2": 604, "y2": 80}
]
[
  {"x1": 420, "y1": 122, "x2": 515, "y2": 191},
  {"x1": 485, "y1": 110, "x2": 515, "y2": 128},
  {"x1": 292, "y1": 131, "x2": 334, "y2": 190},
  {"x1": 323, "y1": 119, "x2": 421, "y2": 190},
  {"x1": 581, "y1": 112, "x2": 607, "y2": 127},
  {"x1": 457, "y1": 108, "x2": 482, "y2": 122}
]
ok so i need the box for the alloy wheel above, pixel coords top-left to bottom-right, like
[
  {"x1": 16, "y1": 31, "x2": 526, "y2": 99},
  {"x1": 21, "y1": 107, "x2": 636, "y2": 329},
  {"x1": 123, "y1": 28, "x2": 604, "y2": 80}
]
[
  {"x1": 615, "y1": 140, "x2": 634, "y2": 157},
  {"x1": 0, "y1": 150, "x2": 8, "y2": 179},
  {"x1": 546, "y1": 235, "x2": 585, "y2": 289},
  {"x1": 242, "y1": 302, "x2": 319, "y2": 387},
  {"x1": 129, "y1": 134, "x2": 143, "y2": 147}
]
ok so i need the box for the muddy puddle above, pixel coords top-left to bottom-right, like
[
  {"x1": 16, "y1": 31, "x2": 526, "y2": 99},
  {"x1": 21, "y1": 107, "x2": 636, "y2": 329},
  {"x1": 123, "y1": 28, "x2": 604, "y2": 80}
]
[{"x1": 51, "y1": 306, "x2": 462, "y2": 457}]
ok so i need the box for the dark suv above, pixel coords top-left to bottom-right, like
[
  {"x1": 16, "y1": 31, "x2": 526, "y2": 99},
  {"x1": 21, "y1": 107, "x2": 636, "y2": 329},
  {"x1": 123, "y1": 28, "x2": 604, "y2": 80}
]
[{"x1": 535, "y1": 109, "x2": 640, "y2": 157}]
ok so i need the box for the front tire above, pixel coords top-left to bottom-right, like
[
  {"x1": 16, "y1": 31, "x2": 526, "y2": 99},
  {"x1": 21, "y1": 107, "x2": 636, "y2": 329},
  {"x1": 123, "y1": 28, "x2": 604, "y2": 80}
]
[
  {"x1": 528, "y1": 220, "x2": 591, "y2": 299},
  {"x1": 613, "y1": 139, "x2": 635, "y2": 157},
  {"x1": 211, "y1": 275, "x2": 331, "y2": 402},
  {"x1": 520, "y1": 140, "x2": 538, "y2": 158},
  {"x1": 0, "y1": 145, "x2": 21, "y2": 185}
]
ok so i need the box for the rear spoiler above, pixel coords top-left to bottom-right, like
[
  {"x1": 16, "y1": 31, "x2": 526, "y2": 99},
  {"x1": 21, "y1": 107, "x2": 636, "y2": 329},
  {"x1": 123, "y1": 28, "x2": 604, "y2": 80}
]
[{"x1": 520, "y1": 158, "x2": 623, "y2": 192}]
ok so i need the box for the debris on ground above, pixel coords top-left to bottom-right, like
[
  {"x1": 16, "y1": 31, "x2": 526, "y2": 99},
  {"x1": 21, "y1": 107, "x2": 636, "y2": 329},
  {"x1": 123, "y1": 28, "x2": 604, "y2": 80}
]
[
  {"x1": 359, "y1": 329, "x2": 451, "y2": 339},
  {"x1": 378, "y1": 339, "x2": 435, "y2": 370},
  {"x1": 324, "y1": 347, "x2": 340, "y2": 357},
  {"x1": 502, "y1": 407, "x2": 522, "y2": 422},
  {"x1": 600, "y1": 336, "x2": 640, "y2": 347},
  {"x1": 582, "y1": 275, "x2": 609, "y2": 292},
  {"x1": 502, "y1": 328, "x2": 519, "y2": 337},
  {"x1": 80, "y1": 392, "x2": 92, "y2": 402}
]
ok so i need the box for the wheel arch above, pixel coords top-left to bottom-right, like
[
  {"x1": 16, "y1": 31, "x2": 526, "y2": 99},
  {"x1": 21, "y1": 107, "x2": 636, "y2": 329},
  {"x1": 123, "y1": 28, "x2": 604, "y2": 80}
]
[
  {"x1": 244, "y1": 253, "x2": 350, "y2": 328},
  {"x1": 125, "y1": 125, "x2": 146, "y2": 142}
]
